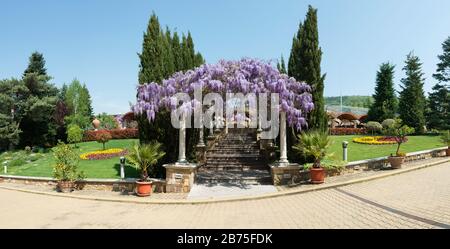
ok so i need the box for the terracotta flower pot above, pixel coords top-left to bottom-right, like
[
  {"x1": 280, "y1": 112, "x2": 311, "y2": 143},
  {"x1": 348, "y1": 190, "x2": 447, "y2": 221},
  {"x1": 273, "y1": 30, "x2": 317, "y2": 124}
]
[
  {"x1": 57, "y1": 181, "x2": 74, "y2": 193},
  {"x1": 310, "y1": 167, "x2": 325, "y2": 184},
  {"x1": 388, "y1": 156, "x2": 405, "y2": 169},
  {"x1": 136, "y1": 181, "x2": 152, "y2": 197}
]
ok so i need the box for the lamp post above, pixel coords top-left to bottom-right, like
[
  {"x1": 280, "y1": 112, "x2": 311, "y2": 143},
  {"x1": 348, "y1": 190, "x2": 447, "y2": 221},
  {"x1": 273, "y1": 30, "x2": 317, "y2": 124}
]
[
  {"x1": 119, "y1": 157, "x2": 126, "y2": 179},
  {"x1": 342, "y1": 141, "x2": 348, "y2": 161}
]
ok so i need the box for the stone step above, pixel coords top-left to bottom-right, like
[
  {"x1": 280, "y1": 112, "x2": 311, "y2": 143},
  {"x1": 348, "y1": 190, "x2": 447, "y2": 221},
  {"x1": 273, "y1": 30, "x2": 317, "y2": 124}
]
[
  {"x1": 206, "y1": 154, "x2": 261, "y2": 158},
  {"x1": 196, "y1": 170, "x2": 272, "y2": 185}
]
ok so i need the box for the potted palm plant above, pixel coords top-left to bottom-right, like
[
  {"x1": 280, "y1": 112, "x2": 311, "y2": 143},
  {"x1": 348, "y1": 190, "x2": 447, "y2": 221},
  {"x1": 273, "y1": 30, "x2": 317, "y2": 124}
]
[
  {"x1": 441, "y1": 130, "x2": 450, "y2": 156},
  {"x1": 293, "y1": 130, "x2": 334, "y2": 184},
  {"x1": 383, "y1": 119, "x2": 415, "y2": 169},
  {"x1": 53, "y1": 142, "x2": 85, "y2": 193},
  {"x1": 126, "y1": 141, "x2": 165, "y2": 197}
]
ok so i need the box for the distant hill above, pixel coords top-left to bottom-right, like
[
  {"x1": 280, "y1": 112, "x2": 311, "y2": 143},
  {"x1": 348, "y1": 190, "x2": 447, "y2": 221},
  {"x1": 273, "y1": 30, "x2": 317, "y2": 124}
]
[{"x1": 325, "y1": 96, "x2": 373, "y2": 109}]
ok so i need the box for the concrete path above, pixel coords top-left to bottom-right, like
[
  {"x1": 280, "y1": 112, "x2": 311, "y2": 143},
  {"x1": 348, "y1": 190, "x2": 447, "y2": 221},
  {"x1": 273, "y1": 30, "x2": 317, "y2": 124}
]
[
  {"x1": 1, "y1": 161, "x2": 449, "y2": 228},
  {"x1": 187, "y1": 183, "x2": 277, "y2": 200}
]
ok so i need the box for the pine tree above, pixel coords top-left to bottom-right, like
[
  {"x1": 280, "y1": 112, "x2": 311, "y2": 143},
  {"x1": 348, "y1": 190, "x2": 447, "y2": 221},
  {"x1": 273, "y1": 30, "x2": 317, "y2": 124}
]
[
  {"x1": 292, "y1": 6, "x2": 327, "y2": 130},
  {"x1": 138, "y1": 13, "x2": 164, "y2": 84},
  {"x1": 433, "y1": 36, "x2": 450, "y2": 83},
  {"x1": 23, "y1": 52, "x2": 47, "y2": 76},
  {"x1": 398, "y1": 52, "x2": 427, "y2": 133},
  {"x1": 426, "y1": 83, "x2": 449, "y2": 130},
  {"x1": 368, "y1": 63, "x2": 397, "y2": 122}
]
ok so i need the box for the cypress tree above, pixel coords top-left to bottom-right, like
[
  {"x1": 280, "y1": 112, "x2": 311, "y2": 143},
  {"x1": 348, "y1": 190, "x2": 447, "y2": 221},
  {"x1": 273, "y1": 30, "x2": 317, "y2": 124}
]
[
  {"x1": 23, "y1": 52, "x2": 47, "y2": 76},
  {"x1": 138, "y1": 13, "x2": 163, "y2": 84},
  {"x1": 368, "y1": 63, "x2": 397, "y2": 122},
  {"x1": 433, "y1": 36, "x2": 450, "y2": 83},
  {"x1": 277, "y1": 55, "x2": 287, "y2": 74},
  {"x1": 171, "y1": 32, "x2": 182, "y2": 72},
  {"x1": 426, "y1": 83, "x2": 449, "y2": 130},
  {"x1": 181, "y1": 34, "x2": 193, "y2": 70},
  {"x1": 296, "y1": 5, "x2": 327, "y2": 130},
  {"x1": 398, "y1": 52, "x2": 427, "y2": 133},
  {"x1": 162, "y1": 27, "x2": 175, "y2": 77},
  {"x1": 288, "y1": 22, "x2": 302, "y2": 79}
]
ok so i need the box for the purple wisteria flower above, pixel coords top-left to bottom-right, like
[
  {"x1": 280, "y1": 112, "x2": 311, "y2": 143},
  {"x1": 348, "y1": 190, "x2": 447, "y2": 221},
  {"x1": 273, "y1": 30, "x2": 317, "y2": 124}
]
[{"x1": 133, "y1": 58, "x2": 314, "y2": 131}]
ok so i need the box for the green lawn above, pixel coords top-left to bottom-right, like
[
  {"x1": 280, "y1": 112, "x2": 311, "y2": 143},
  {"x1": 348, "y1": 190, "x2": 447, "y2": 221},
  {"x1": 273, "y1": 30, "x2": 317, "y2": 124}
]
[
  {"x1": 1, "y1": 139, "x2": 140, "y2": 179},
  {"x1": 328, "y1": 135, "x2": 445, "y2": 162}
]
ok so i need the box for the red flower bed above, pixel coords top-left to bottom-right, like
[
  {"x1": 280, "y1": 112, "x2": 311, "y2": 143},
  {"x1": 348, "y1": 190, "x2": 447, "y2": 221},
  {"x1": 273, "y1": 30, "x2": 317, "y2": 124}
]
[
  {"x1": 83, "y1": 128, "x2": 138, "y2": 142},
  {"x1": 330, "y1": 128, "x2": 367, "y2": 135}
]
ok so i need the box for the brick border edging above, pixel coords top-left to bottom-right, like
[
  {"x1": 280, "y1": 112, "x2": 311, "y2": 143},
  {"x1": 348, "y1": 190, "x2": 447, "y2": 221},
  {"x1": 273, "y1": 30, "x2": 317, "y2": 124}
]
[{"x1": 1, "y1": 157, "x2": 449, "y2": 205}]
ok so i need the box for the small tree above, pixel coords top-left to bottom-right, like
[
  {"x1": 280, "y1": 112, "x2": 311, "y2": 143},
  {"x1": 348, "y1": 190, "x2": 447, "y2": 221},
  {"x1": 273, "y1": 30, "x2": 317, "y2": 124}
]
[
  {"x1": 126, "y1": 141, "x2": 165, "y2": 181},
  {"x1": 67, "y1": 124, "x2": 83, "y2": 147},
  {"x1": 383, "y1": 119, "x2": 415, "y2": 156},
  {"x1": 440, "y1": 130, "x2": 450, "y2": 149},
  {"x1": 366, "y1": 121, "x2": 383, "y2": 135},
  {"x1": 382, "y1": 119, "x2": 396, "y2": 129},
  {"x1": 53, "y1": 142, "x2": 84, "y2": 182},
  {"x1": 95, "y1": 130, "x2": 112, "y2": 150},
  {"x1": 293, "y1": 130, "x2": 333, "y2": 169}
]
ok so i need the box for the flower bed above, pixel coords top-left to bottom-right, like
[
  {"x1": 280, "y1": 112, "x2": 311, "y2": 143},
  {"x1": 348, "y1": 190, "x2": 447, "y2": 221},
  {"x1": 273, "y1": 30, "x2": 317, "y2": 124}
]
[
  {"x1": 330, "y1": 128, "x2": 367, "y2": 135},
  {"x1": 353, "y1": 136, "x2": 408, "y2": 145},
  {"x1": 83, "y1": 128, "x2": 138, "y2": 142},
  {"x1": 80, "y1": 148, "x2": 128, "y2": 160}
]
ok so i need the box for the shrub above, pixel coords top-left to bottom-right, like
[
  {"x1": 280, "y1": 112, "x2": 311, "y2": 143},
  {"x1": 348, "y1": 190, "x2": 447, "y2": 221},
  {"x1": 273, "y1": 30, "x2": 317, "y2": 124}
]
[
  {"x1": 293, "y1": 131, "x2": 340, "y2": 170},
  {"x1": 97, "y1": 113, "x2": 119, "y2": 130},
  {"x1": 383, "y1": 119, "x2": 415, "y2": 156},
  {"x1": 24, "y1": 146, "x2": 32, "y2": 154},
  {"x1": 126, "y1": 141, "x2": 165, "y2": 181},
  {"x1": 83, "y1": 128, "x2": 138, "y2": 141},
  {"x1": 9, "y1": 158, "x2": 26, "y2": 167},
  {"x1": 440, "y1": 130, "x2": 450, "y2": 147},
  {"x1": 330, "y1": 128, "x2": 367, "y2": 135},
  {"x1": 52, "y1": 142, "x2": 84, "y2": 182},
  {"x1": 365, "y1": 122, "x2": 383, "y2": 135},
  {"x1": 67, "y1": 124, "x2": 83, "y2": 147},
  {"x1": 94, "y1": 130, "x2": 112, "y2": 150},
  {"x1": 382, "y1": 119, "x2": 396, "y2": 129}
]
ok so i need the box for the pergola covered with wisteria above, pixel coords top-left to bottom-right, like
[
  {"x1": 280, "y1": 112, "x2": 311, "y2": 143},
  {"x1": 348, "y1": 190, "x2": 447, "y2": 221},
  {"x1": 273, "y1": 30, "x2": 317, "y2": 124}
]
[{"x1": 133, "y1": 58, "x2": 314, "y2": 166}]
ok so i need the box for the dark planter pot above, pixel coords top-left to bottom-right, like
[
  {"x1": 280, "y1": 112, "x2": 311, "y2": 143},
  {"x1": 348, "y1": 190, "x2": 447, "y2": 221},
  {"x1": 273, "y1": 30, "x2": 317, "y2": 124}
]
[
  {"x1": 446, "y1": 148, "x2": 450, "y2": 157},
  {"x1": 388, "y1": 156, "x2": 405, "y2": 169},
  {"x1": 136, "y1": 181, "x2": 152, "y2": 197},
  {"x1": 57, "y1": 181, "x2": 74, "y2": 193},
  {"x1": 310, "y1": 167, "x2": 325, "y2": 184}
]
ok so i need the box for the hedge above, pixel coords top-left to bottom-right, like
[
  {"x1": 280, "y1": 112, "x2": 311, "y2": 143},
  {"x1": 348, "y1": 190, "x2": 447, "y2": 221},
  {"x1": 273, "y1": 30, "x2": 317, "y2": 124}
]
[
  {"x1": 330, "y1": 128, "x2": 367, "y2": 135},
  {"x1": 83, "y1": 128, "x2": 138, "y2": 141}
]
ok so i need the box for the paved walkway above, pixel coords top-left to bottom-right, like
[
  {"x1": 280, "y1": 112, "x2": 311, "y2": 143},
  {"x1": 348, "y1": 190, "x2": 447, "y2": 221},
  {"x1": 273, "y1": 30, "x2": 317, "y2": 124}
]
[
  {"x1": 188, "y1": 183, "x2": 277, "y2": 200},
  {"x1": 1, "y1": 161, "x2": 449, "y2": 228}
]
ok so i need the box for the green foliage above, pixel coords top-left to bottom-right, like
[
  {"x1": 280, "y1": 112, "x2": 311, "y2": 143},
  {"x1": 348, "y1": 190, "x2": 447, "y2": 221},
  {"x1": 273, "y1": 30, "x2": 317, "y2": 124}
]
[
  {"x1": 23, "y1": 52, "x2": 47, "y2": 76},
  {"x1": 288, "y1": 5, "x2": 327, "y2": 131},
  {"x1": 366, "y1": 121, "x2": 382, "y2": 135},
  {"x1": 433, "y1": 36, "x2": 450, "y2": 83},
  {"x1": 440, "y1": 130, "x2": 450, "y2": 147},
  {"x1": 96, "y1": 113, "x2": 118, "y2": 130},
  {"x1": 64, "y1": 79, "x2": 93, "y2": 129},
  {"x1": 293, "y1": 130, "x2": 333, "y2": 168},
  {"x1": 398, "y1": 52, "x2": 426, "y2": 134},
  {"x1": 382, "y1": 119, "x2": 396, "y2": 129},
  {"x1": 67, "y1": 124, "x2": 83, "y2": 147},
  {"x1": 126, "y1": 141, "x2": 165, "y2": 181},
  {"x1": 426, "y1": 83, "x2": 449, "y2": 130},
  {"x1": 52, "y1": 142, "x2": 84, "y2": 181},
  {"x1": 277, "y1": 55, "x2": 287, "y2": 74},
  {"x1": 325, "y1": 96, "x2": 373, "y2": 108},
  {"x1": 368, "y1": 63, "x2": 397, "y2": 122},
  {"x1": 383, "y1": 119, "x2": 415, "y2": 156}
]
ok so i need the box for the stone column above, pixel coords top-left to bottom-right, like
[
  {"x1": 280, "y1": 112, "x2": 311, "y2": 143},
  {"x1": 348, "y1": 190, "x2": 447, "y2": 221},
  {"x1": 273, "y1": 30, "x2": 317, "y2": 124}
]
[
  {"x1": 197, "y1": 114, "x2": 205, "y2": 147},
  {"x1": 279, "y1": 112, "x2": 288, "y2": 164},
  {"x1": 208, "y1": 119, "x2": 214, "y2": 138},
  {"x1": 178, "y1": 114, "x2": 187, "y2": 164}
]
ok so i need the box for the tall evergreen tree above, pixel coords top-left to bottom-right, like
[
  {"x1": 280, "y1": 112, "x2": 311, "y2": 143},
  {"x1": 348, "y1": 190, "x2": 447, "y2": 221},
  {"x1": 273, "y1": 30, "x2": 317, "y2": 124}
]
[
  {"x1": 368, "y1": 63, "x2": 397, "y2": 122},
  {"x1": 433, "y1": 36, "x2": 450, "y2": 83},
  {"x1": 289, "y1": 6, "x2": 327, "y2": 130},
  {"x1": 181, "y1": 34, "x2": 193, "y2": 70},
  {"x1": 138, "y1": 13, "x2": 164, "y2": 84},
  {"x1": 171, "y1": 32, "x2": 182, "y2": 72},
  {"x1": 426, "y1": 83, "x2": 449, "y2": 130},
  {"x1": 64, "y1": 79, "x2": 93, "y2": 129},
  {"x1": 162, "y1": 27, "x2": 175, "y2": 77},
  {"x1": 23, "y1": 52, "x2": 47, "y2": 76},
  {"x1": 398, "y1": 52, "x2": 427, "y2": 133},
  {"x1": 277, "y1": 55, "x2": 287, "y2": 74}
]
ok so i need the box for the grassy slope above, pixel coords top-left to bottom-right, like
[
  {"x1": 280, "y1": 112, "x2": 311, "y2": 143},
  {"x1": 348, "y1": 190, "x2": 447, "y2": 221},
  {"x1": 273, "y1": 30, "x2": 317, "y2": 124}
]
[
  {"x1": 2, "y1": 139, "x2": 139, "y2": 179},
  {"x1": 328, "y1": 135, "x2": 445, "y2": 162}
]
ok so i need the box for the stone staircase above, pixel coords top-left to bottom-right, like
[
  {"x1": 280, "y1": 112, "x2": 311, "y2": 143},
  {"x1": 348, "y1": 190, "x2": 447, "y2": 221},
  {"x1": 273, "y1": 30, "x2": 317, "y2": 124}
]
[{"x1": 196, "y1": 129, "x2": 272, "y2": 185}]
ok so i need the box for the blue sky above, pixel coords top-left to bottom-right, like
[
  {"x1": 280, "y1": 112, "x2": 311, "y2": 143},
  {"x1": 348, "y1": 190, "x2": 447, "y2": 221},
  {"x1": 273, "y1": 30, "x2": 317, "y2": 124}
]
[{"x1": 1, "y1": 0, "x2": 449, "y2": 114}]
